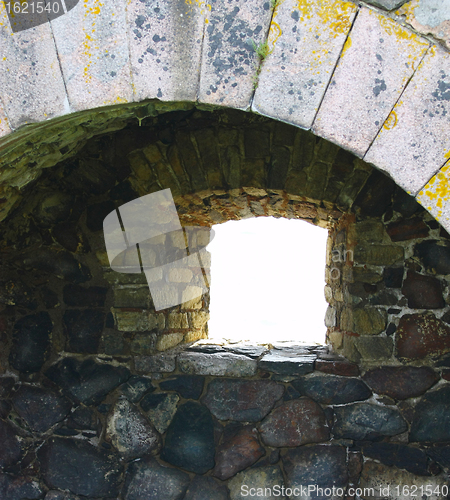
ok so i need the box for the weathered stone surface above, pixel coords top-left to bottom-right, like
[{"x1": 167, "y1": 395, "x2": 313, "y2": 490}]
[
  {"x1": 259, "y1": 398, "x2": 329, "y2": 447},
  {"x1": 199, "y1": 0, "x2": 272, "y2": 109},
  {"x1": 334, "y1": 403, "x2": 408, "y2": 440},
  {"x1": 135, "y1": 353, "x2": 177, "y2": 373},
  {"x1": 363, "y1": 443, "x2": 430, "y2": 476},
  {"x1": 202, "y1": 379, "x2": 284, "y2": 422},
  {"x1": 313, "y1": 7, "x2": 428, "y2": 157},
  {"x1": 128, "y1": 0, "x2": 204, "y2": 102},
  {"x1": 417, "y1": 161, "x2": 450, "y2": 228},
  {"x1": 283, "y1": 446, "x2": 348, "y2": 497},
  {"x1": 253, "y1": 0, "x2": 357, "y2": 128},
  {"x1": 63, "y1": 285, "x2": 107, "y2": 308},
  {"x1": 161, "y1": 401, "x2": 215, "y2": 474},
  {"x1": 315, "y1": 359, "x2": 359, "y2": 377},
  {"x1": 0, "y1": 474, "x2": 43, "y2": 500},
  {"x1": 184, "y1": 475, "x2": 229, "y2": 500},
  {"x1": 401, "y1": 271, "x2": 444, "y2": 309},
  {"x1": 0, "y1": 21, "x2": 67, "y2": 128},
  {"x1": 178, "y1": 351, "x2": 257, "y2": 377},
  {"x1": 228, "y1": 465, "x2": 286, "y2": 500},
  {"x1": 354, "y1": 244, "x2": 404, "y2": 266},
  {"x1": 396, "y1": 313, "x2": 450, "y2": 359},
  {"x1": 365, "y1": 46, "x2": 450, "y2": 195},
  {"x1": 292, "y1": 374, "x2": 371, "y2": 405},
  {"x1": 45, "y1": 357, "x2": 130, "y2": 405},
  {"x1": 0, "y1": 419, "x2": 22, "y2": 468},
  {"x1": 383, "y1": 267, "x2": 404, "y2": 288},
  {"x1": 427, "y1": 444, "x2": 450, "y2": 469},
  {"x1": 141, "y1": 392, "x2": 179, "y2": 434},
  {"x1": 387, "y1": 217, "x2": 429, "y2": 241},
  {"x1": 64, "y1": 309, "x2": 105, "y2": 353},
  {"x1": 359, "y1": 461, "x2": 447, "y2": 500},
  {"x1": 227, "y1": 344, "x2": 269, "y2": 358},
  {"x1": 410, "y1": 386, "x2": 450, "y2": 442},
  {"x1": 159, "y1": 375, "x2": 205, "y2": 399},
  {"x1": 21, "y1": 249, "x2": 91, "y2": 283},
  {"x1": 363, "y1": 366, "x2": 438, "y2": 400},
  {"x1": 354, "y1": 336, "x2": 393, "y2": 360},
  {"x1": 12, "y1": 386, "x2": 71, "y2": 433},
  {"x1": 120, "y1": 375, "x2": 155, "y2": 403},
  {"x1": 341, "y1": 308, "x2": 387, "y2": 335},
  {"x1": 258, "y1": 351, "x2": 315, "y2": 376},
  {"x1": 0, "y1": 377, "x2": 15, "y2": 398},
  {"x1": 67, "y1": 405, "x2": 97, "y2": 431},
  {"x1": 106, "y1": 398, "x2": 161, "y2": 459},
  {"x1": 9, "y1": 312, "x2": 52, "y2": 373},
  {"x1": 51, "y1": 0, "x2": 132, "y2": 111},
  {"x1": 414, "y1": 239, "x2": 450, "y2": 274},
  {"x1": 39, "y1": 437, "x2": 122, "y2": 497},
  {"x1": 213, "y1": 425, "x2": 265, "y2": 480},
  {"x1": 45, "y1": 492, "x2": 81, "y2": 500},
  {"x1": 123, "y1": 457, "x2": 190, "y2": 500},
  {"x1": 365, "y1": 0, "x2": 408, "y2": 10}
]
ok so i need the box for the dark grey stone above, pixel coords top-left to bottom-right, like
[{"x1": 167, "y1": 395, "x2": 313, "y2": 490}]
[
  {"x1": 64, "y1": 309, "x2": 105, "y2": 354},
  {"x1": 415, "y1": 240, "x2": 450, "y2": 275},
  {"x1": 410, "y1": 386, "x2": 450, "y2": 442},
  {"x1": 363, "y1": 443, "x2": 430, "y2": 476},
  {"x1": 9, "y1": 312, "x2": 52, "y2": 373},
  {"x1": 161, "y1": 401, "x2": 215, "y2": 474},
  {"x1": 0, "y1": 377, "x2": 15, "y2": 398},
  {"x1": 202, "y1": 379, "x2": 284, "y2": 422},
  {"x1": 0, "y1": 419, "x2": 21, "y2": 468},
  {"x1": 45, "y1": 357, "x2": 130, "y2": 405},
  {"x1": 0, "y1": 473, "x2": 43, "y2": 500},
  {"x1": 334, "y1": 403, "x2": 408, "y2": 440},
  {"x1": 258, "y1": 351, "x2": 315, "y2": 376},
  {"x1": 292, "y1": 374, "x2": 372, "y2": 405},
  {"x1": 38, "y1": 437, "x2": 122, "y2": 497},
  {"x1": 123, "y1": 457, "x2": 190, "y2": 500},
  {"x1": 283, "y1": 445, "x2": 348, "y2": 493},
  {"x1": 121, "y1": 375, "x2": 155, "y2": 403},
  {"x1": 63, "y1": 285, "x2": 107, "y2": 307},
  {"x1": 426, "y1": 445, "x2": 450, "y2": 468},
  {"x1": 66, "y1": 405, "x2": 97, "y2": 430},
  {"x1": 12, "y1": 385, "x2": 72, "y2": 433},
  {"x1": 45, "y1": 492, "x2": 81, "y2": 500},
  {"x1": 159, "y1": 375, "x2": 205, "y2": 399},
  {"x1": 184, "y1": 476, "x2": 229, "y2": 500},
  {"x1": 21, "y1": 249, "x2": 91, "y2": 283}
]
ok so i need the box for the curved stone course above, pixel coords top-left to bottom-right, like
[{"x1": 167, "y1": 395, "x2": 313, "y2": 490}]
[{"x1": 1, "y1": 0, "x2": 450, "y2": 230}]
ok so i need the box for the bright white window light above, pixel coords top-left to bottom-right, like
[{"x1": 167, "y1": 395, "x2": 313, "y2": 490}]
[{"x1": 206, "y1": 216, "x2": 328, "y2": 345}]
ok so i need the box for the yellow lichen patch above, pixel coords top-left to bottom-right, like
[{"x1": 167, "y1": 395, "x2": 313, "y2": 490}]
[
  {"x1": 395, "y1": 0, "x2": 418, "y2": 25},
  {"x1": 82, "y1": 0, "x2": 104, "y2": 83},
  {"x1": 296, "y1": 0, "x2": 355, "y2": 36},
  {"x1": 268, "y1": 21, "x2": 282, "y2": 53},
  {"x1": 383, "y1": 110, "x2": 398, "y2": 130},
  {"x1": 419, "y1": 161, "x2": 450, "y2": 219},
  {"x1": 185, "y1": 0, "x2": 211, "y2": 21},
  {"x1": 341, "y1": 34, "x2": 352, "y2": 58}
]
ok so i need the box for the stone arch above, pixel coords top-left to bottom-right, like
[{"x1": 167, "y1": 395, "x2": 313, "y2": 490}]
[{"x1": 1, "y1": 0, "x2": 450, "y2": 229}]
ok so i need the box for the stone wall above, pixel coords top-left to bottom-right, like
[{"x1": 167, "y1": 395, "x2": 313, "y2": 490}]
[{"x1": 1, "y1": 107, "x2": 450, "y2": 497}]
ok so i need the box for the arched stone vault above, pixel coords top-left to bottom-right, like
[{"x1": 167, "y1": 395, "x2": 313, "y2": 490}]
[{"x1": 0, "y1": 0, "x2": 450, "y2": 228}]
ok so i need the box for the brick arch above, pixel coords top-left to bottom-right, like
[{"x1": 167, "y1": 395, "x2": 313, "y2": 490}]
[{"x1": 0, "y1": 0, "x2": 450, "y2": 229}]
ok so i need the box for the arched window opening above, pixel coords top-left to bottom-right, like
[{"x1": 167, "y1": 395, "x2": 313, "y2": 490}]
[{"x1": 206, "y1": 216, "x2": 328, "y2": 345}]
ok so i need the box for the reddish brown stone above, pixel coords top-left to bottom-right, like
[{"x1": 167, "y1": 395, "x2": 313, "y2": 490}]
[
  {"x1": 396, "y1": 313, "x2": 450, "y2": 360},
  {"x1": 213, "y1": 426, "x2": 265, "y2": 480},
  {"x1": 401, "y1": 271, "x2": 444, "y2": 309},
  {"x1": 258, "y1": 398, "x2": 329, "y2": 447},
  {"x1": 315, "y1": 359, "x2": 359, "y2": 377},
  {"x1": 362, "y1": 366, "x2": 438, "y2": 400},
  {"x1": 387, "y1": 218, "x2": 429, "y2": 242}
]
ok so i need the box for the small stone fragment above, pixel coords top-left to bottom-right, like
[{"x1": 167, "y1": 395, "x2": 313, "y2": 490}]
[
  {"x1": 141, "y1": 393, "x2": 179, "y2": 434},
  {"x1": 228, "y1": 466, "x2": 286, "y2": 500}
]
